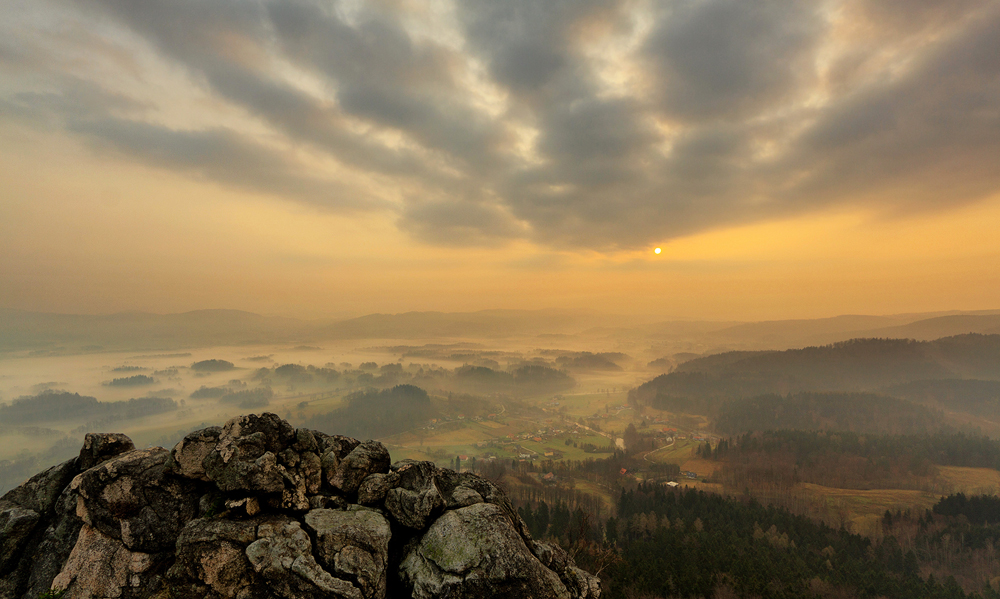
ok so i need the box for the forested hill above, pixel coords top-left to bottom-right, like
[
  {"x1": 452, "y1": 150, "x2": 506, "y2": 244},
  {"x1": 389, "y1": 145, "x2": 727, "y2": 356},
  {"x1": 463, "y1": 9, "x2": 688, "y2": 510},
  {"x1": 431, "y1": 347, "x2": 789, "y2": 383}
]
[{"x1": 632, "y1": 335, "x2": 1000, "y2": 405}]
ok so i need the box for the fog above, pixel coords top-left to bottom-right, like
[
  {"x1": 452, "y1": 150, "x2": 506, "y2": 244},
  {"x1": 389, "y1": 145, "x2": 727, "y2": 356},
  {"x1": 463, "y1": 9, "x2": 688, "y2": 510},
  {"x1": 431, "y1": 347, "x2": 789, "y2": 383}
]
[{"x1": 4, "y1": 307, "x2": 1000, "y2": 495}]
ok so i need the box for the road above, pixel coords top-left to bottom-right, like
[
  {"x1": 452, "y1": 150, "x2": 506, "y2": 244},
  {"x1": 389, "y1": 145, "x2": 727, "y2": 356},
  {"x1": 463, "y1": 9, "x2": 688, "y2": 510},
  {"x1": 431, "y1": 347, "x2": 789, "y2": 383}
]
[{"x1": 643, "y1": 436, "x2": 677, "y2": 463}]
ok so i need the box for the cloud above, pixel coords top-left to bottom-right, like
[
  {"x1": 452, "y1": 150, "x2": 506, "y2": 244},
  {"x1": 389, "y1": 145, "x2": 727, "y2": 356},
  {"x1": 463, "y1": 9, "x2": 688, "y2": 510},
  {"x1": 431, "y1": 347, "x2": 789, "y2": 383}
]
[
  {"x1": 783, "y1": 5, "x2": 1000, "y2": 209},
  {"x1": 644, "y1": 0, "x2": 822, "y2": 121},
  {"x1": 70, "y1": 117, "x2": 372, "y2": 209},
  {"x1": 1, "y1": 0, "x2": 997, "y2": 251},
  {"x1": 400, "y1": 198, "x2": 527, "y2": 246}
]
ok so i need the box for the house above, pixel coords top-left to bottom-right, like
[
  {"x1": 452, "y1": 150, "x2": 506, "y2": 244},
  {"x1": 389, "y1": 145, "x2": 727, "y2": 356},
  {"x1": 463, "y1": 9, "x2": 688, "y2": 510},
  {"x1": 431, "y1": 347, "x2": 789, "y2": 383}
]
[{"x1": 666, "y1": 481, "x2": 680, "y2": 488}]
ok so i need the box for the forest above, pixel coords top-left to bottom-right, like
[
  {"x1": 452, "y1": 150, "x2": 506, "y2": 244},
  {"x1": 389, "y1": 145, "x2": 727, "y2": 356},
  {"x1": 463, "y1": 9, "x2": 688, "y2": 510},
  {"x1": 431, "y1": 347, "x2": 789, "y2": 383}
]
[
  {"x1": 703, "y1": 430, "x2": 1000, "y2": 491},
  {"x1": 304, "y1": 384, "x2": 435, "y2": 439}
]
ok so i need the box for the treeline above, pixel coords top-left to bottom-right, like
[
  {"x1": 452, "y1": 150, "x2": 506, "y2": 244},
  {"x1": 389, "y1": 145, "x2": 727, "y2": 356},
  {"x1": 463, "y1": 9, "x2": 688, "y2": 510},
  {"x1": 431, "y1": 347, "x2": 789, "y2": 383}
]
[
  {"x1": 104, "y1": 375, "x2": 156, "y2": 387},
  {"x1": 253, "y1": 363, "x2": 346, "y2": 385},
  {"x1": 518, "y1": 501, "x2": 600, "y2": 546},
  {"x1": 451, "y1": 363, "x2": 575, "y2": 394},
  {"x1": 886, "y1": 379, "x2": 1000, "y2": 419},
  {"x1": 191, "y1": 359, "x2": 235, "y2": 372},
  {"x1": 934, "y1": 494, "x2": 1000, "y2": 525},
  {"x1": 218, "y1": 387, "x2": 273, "y2": 408},
  {"x1": 602, "y1": 485, "x2": 993, "y2": 599},
  {"x1": 714, "y1": 392, "x2": 945, "y2": 435},
  {"x1": 876, "y1": 495, "x2": 1000, "y2": 592},
  {"x1": 707, "y1": 430, "x2": 1000, "y2": 491},
  {"x1": 0, "y1": 391, "x2": 177, "y2": 425},
  {"x1": 553, "y1": 352, "x2": 626, "y2": 371},
  {"x1": 305, "y1": 384, "x2": 435, "y2": 439}
]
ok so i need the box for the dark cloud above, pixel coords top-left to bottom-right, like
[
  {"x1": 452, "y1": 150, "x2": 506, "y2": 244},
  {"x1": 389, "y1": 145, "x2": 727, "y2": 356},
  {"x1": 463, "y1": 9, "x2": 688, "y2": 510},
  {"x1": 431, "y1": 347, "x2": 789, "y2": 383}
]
[
  {"x1": 399, "y1": 198, "x2": 525, "y2": 246},
  {"x1": 645, "y1": 0, "x2": 822, "y2": 121},
  {"x1": 70, "y1": 117, "x2": 370, "y2": 209},
  {"x1": 783, "y1": 5, "x2": 1000, "y2": 209},
  {"x1": 3, "y1": 0, "x2": 997, "y2": 250}
]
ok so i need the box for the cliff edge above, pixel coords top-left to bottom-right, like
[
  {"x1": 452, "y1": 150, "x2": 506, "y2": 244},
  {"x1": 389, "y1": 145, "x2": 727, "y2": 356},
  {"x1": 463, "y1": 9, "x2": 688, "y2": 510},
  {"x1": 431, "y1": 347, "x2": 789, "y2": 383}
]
[{"x1": 0, "y1": 413, "x2": 600, "y2": 599}]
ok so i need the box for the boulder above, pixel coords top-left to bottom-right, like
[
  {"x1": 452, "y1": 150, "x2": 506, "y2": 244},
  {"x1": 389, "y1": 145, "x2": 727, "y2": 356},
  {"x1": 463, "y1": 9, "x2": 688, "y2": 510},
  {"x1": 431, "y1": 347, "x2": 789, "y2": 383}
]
[
  {"x1": 304, "y1": 507, "x2": 391, "y2": 599},
  {"x1": 0, "y1": 413, "x2": 600, "y2": 599},
  {"x1": 78, "y1": 433, "x2": 135, "y2": 472},
  {"x1": 21, "y1": 484, "x2": 86, "y2": 599},
  {"x1": 245, "y1": 517, "x2": 361, "y2": 599},
  {"x1": 50, "y1": 524, "x2": 161, "y2": 599},
  {"x1": 532, "y1": 541, "x2": 602, "y2": 599},
  {"x1": 1, "y1": 457, "x2": 79, "y2": 516},
  {"x1": 71, "y1": 448, "x2": 200, "y2": 553},
  {"x1": 166, "y1": 517, "x2": 260, "y2": 599},
  {"x1": 399, "y1": 502, "x2": 573, "y2": 599},
  {"x1": 203, "y1": 414, "x2": 296, "y2": 494},
  {"x1": 319, "y1": 436, "x2": 361, "y2": 485},
  {"x1": 0, "y1": 503, "x2": 40, "y2": 574},
  {"x1": 329, "y1": 441, "x2": 391, "y2": 495},
  {"x1": 165, "y1": 426, "x2": 223, "y2": 481},
  {"x1": 383, "y1": 460, "x2": 444, "y2": 529},
  {"x1": 357, "y1": 473, "x2": 399, "y2": 507},
  {"x1": 435, "y1": 469, "x2": 532, "y2": 539}
]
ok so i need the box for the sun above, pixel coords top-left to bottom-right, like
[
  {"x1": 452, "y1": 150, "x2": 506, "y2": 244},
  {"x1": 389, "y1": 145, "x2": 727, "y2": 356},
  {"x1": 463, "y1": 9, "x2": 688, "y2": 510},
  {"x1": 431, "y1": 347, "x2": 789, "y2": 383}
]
[{"x1": 654, "y1": 247, "x2": 661, "y2": 255}]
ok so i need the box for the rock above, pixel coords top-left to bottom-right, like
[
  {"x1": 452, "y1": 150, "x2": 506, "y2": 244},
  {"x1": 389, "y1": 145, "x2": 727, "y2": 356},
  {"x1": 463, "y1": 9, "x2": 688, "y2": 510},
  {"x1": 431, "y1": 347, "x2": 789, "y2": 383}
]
[
  {"x1": 71, "y1": 448, "x2": 199, "y2": 553},
  {"x1": 320, "y1": 435, "x2": 361, "y2": 461},
  {"x1": 225, "y1": 496, "x2": 262, "y2": 517},
  {"x1": 383, "y1": 460, "x2": 444, "y2": 529},
  {"x1": 329, "y1": 441, "x2": 391, "y2": 495},
  {"x1": 21, "y1": 484, "x2": 85, "y2": 599},
  {"x1": 357, "y1": 473, "x2": 399, "y2": 507},
  {"x1": 291, "y1": 429, "x2": 319, "y2": 454},
  {"x1": 0, "y1": 414, "x2": 599, "y2": 599},
  {"x1": 203, "y1": 414, "x2": 296, "y2": 494},
  {"x1": 435, "y1": 469, "x2": 532, "y2": 539},
  {"x1": 0, "y1": 502, "x2": 40, "y2": 573},
  {"x1": 1, "y1": 457, "x2": 79, "y2": 516},
  {"x1": 245, "y1": 517, "x2": 361, "y2": 599},
  {"x1": 51, "y1": 524, "x2": 161, "y2": 599},
  {"x1": 165, "y1": 426, "x2": 222, "y2": 481},
  {"x1": 166, "y1": 517, "x2": 260, "y2": 599},
  {"x1": 399, "y1": 502, "x2": 574, "y2": 599},
  {"x1": 304, "y1": 507, "x2": 391, "y2": 599},
  {"x1": 310, "y1": 495, "x2": 349, "y2": 511},
  {"x1": 319, "y1": 436, "x2": 361, "y2": 485},
  {"x1": 77, "y1": 433, "x2": 135, "y2": 472},
  {"x1": 300, "y1": 451, "x2": 323, "y2": 495},
  {"x1": 532, "y1": 541, "x2": 602, "y2": 599}
]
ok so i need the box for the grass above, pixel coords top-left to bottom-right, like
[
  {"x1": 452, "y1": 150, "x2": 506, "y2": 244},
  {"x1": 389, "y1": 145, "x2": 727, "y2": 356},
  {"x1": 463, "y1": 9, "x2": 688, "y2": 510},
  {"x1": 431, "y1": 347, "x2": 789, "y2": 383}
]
[
  {"x1": 643, "y1": 438, "x2": 697, "y2": 465},
  {"x1": 936, "y1": 466, "x2": 1000, "y2": 495}
]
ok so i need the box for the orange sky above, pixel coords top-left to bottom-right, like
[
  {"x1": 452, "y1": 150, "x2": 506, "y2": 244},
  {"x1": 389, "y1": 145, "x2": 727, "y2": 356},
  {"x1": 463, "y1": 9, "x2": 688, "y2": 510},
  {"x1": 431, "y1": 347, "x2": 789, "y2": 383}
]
[{"x1": 1, "y1": 0, "x2": 998, "y2": 321}]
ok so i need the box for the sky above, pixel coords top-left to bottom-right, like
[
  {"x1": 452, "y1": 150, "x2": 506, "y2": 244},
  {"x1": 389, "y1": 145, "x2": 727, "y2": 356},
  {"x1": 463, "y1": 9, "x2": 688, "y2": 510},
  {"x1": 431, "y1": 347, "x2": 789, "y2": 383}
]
[{"x1": 1, "y1": 0, "x2": 999, "y2": 321}]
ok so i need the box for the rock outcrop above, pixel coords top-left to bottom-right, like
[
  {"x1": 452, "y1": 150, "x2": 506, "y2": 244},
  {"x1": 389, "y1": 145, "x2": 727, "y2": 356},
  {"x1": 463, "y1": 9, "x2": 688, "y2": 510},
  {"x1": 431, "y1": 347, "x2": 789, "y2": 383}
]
[{"x1": 0, "y1": 413, "x2": 599, "y2": 599}]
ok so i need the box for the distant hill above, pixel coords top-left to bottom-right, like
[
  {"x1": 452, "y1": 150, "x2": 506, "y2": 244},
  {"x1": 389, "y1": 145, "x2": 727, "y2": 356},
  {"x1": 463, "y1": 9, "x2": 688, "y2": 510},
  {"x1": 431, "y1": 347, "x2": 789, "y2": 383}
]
[
  {"x1": 858, "y1": 314, "x2": 1000, "y2": 341},
  {"x1": 883, "y1": 379, "x2": 1000, "y2": 419},
  {"x1": 4, "y1": 306, "x2": 1000, "y2": 354},
  {"x1": 635, "y1": 310, "x2": 1000, "y2": 352},
  {"x1": 712, "y1": 392, "x2": 944, "y2": 436},
  {"x1": 0, "y1": 308, "x2": 313, "y2": 352},
  {"x1": 317, "y1": 309, "x2": 590, "y2": 339},
  {"x1": 631, "y1": 334, "x2": 1000, "y2": 409}
]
